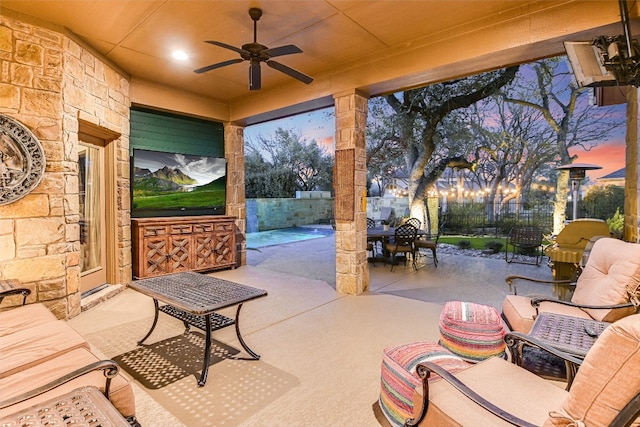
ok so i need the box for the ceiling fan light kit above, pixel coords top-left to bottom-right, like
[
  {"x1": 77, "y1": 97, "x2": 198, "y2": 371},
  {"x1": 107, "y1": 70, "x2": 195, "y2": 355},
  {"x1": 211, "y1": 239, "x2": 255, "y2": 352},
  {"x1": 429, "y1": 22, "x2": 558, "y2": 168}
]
[{"x1": 195, "y1": 7, "x2": 313, "y2": 91}]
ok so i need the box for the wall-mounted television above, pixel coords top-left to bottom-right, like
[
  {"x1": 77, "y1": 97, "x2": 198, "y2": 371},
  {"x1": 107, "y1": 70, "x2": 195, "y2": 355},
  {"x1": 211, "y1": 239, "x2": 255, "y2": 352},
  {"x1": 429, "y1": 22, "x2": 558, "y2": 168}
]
[{"x1": 131, "y1": 149, "x2": 226, "y2": 217}]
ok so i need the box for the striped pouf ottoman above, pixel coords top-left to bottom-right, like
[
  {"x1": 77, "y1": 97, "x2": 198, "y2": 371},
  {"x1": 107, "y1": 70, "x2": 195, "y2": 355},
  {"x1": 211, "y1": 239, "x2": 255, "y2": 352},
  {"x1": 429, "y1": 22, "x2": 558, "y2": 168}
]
[
  {"x1": 439, "y1": 301, "x2": 507, "y2": 362},
  {"x1": 379, "y1": 342, "x2": 471, "y2": 427}
]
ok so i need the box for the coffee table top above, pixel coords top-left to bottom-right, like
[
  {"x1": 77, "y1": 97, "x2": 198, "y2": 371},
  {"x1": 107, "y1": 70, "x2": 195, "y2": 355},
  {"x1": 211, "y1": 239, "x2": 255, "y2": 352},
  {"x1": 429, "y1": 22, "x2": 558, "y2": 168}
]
[
  {"x1": 129, "y1": 272, "x2": 267, "y2": 315},
  {"x1": 529, "y1": 312, "x2": 610, "y2": 358}
]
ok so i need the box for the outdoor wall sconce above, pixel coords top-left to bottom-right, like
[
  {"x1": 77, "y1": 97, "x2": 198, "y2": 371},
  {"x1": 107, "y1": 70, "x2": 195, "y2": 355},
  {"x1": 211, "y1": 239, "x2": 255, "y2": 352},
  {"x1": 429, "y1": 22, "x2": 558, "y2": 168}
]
[{"x1": 556, "y1": 163, "x2": 602, "y2": 221}]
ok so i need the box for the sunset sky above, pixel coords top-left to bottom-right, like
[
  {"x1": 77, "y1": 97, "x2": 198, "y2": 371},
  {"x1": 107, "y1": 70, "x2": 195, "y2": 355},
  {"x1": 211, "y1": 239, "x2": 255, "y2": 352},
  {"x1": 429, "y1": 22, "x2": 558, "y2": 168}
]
[{"x1": 246, "y1": 104, "x2": 628, "y2": 184}]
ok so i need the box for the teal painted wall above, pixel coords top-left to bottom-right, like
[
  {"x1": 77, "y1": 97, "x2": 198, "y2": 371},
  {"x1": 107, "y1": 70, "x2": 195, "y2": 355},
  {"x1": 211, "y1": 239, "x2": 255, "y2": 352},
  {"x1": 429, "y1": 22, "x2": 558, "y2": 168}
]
[{"x1": 129, "y1": 108, "x2": 224, "y2": 156}]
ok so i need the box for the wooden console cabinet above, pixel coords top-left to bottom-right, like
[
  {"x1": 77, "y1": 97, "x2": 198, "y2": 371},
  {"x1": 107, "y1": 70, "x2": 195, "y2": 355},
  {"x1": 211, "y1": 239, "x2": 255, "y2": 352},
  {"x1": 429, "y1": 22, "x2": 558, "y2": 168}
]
[{"x1": 132, "y1": 216, "x2": 236, "y2": 279}]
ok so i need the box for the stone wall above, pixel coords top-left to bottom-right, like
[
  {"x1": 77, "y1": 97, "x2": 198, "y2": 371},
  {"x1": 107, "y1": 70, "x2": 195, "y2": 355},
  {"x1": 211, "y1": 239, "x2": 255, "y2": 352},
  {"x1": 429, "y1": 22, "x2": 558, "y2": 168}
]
[
  {"x1": 246, "y1": 198, "x2": 334, "y2": 232},
  {"x1": 0, "y1": 14, "x2": 130, "y2": 318}
]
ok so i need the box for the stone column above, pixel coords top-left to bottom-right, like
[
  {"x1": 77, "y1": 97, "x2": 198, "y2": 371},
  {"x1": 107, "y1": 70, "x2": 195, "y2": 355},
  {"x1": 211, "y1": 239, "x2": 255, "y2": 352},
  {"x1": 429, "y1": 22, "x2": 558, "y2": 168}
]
[
  {"x1": 333, "y1": 90, "x2": 369, "y2": 294},
  {"x1": 224, "y1": 123, "x2": 247, "y2": 266},
  {"x1": 625, "y1": 86, "x2": 639, "y2": 242}
]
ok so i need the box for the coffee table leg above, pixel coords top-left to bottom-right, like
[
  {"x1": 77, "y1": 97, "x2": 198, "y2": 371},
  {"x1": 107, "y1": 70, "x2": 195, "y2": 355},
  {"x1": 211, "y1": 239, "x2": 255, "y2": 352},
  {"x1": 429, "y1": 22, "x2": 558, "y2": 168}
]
[
  {"x1": 198, "y1": 314, "x2": 213, "y2": 387},
  {"x1": 138, "y1": 299, "x2": 160, "y2": 345},
  {"x1": 234, "y1": 303, "x2": 260, "y2": 360}
]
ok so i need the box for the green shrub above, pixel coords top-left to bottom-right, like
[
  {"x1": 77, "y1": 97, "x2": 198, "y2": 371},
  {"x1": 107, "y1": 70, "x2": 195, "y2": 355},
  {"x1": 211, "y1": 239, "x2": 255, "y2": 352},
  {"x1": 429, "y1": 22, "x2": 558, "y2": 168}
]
[
  {"x1": 607, "y1": 208, "x2": 624, "y2": 239},
  {"x1": 485, "y1": 241, "x2": 503, "y2": 254},
  {"x1": 457, "y1": 239, "x2": 471, "y2": 249}
]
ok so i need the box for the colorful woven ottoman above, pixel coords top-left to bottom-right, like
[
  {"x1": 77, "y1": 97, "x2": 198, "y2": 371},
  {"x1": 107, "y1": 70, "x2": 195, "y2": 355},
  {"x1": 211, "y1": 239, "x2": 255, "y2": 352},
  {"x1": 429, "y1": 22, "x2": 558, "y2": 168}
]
[
  {"x1": 439, "y1": 300, "x2": 507, "y2": 362},
  {"x1": 379, "y1": 341, "x2": 471, "y2": 427}
]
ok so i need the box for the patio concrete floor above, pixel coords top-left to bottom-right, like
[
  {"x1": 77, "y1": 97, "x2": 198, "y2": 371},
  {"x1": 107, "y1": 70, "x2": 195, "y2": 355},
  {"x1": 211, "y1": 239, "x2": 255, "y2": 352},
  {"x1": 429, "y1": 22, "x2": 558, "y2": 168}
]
[{"x1": 69, "y1": 233, "x2": 556, "y2": 427}]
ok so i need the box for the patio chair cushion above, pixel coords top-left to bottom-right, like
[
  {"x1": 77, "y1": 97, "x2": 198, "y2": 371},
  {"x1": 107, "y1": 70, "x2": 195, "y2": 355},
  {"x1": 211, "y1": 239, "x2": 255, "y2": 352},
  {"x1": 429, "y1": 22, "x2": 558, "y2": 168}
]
[
  {"x1": 0, "y1": 320, "x2": 89, "y2": 379},
  {"x1": 501, "y1": 295, "x2": 592, "y2": 334},
  {"x1": 439, "y1": 301, "x2": 507, "y2": 361},
  {"x1": 569, "y1": 238, "x2": 640, "y2": 322},
  {"x1": 544, "y1": 314, "x2": 640, "y2": 426},
  {"x1": 0, "y1": 303, "x2": 57, "y2": 337},
  {"x1": 0, "y1": 347, "x2": 136, "y2": 419},
  {"x1": 379, "y1": 341, "x2": 470, "y2": 427},
  {"x1": 411, "y1": 356, "x2": 568, "y2": 426}
]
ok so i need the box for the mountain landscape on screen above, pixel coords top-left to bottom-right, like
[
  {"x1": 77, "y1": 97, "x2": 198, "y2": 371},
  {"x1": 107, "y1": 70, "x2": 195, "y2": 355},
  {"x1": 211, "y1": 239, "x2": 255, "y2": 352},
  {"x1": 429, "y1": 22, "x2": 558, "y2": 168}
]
[{"x1": 132, "y1": 149, "x2": 226, "y2": 214}]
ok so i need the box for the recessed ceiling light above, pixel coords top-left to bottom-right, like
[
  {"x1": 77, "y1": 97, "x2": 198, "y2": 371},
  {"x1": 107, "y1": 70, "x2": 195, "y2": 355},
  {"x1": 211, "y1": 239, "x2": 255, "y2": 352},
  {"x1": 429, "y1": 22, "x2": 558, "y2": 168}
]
[{"x1": 172, "y1": 50, "x2": 188, "y2": 61}]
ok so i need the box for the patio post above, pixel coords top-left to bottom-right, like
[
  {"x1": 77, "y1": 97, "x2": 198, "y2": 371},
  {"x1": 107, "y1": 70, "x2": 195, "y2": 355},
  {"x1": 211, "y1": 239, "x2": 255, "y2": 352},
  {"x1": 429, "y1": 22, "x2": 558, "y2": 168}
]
[
  {"x1": 333, "y1": 90, "x2": 369, "y2": 295},
  {"x1": 225, "y1": 123, "x2": 247, "y2": 266}
]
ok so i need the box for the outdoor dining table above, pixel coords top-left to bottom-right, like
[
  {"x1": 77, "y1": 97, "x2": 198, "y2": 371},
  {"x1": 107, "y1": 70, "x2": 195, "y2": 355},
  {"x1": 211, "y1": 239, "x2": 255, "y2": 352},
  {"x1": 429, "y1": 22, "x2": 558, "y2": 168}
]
[
  {"x1": 367, "y1": 226, "x2": 425, "y2": 264},
  {"x1": 367, "y1": 226, "x2": 426, "y2": 240}
]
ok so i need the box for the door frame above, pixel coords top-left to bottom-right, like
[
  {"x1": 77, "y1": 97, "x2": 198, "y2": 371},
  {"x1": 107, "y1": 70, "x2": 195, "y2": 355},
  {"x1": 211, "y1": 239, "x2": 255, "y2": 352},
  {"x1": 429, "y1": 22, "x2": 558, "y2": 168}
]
[{"x1": 78, "y1": 120, "x2": 120, "y2": 287}]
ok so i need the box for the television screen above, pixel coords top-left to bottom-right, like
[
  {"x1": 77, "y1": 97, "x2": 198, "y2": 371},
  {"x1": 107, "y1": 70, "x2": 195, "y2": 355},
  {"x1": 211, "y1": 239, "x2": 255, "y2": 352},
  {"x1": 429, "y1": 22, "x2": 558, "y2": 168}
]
[{"x1": 131, "y1": 149, "x2": 226, "y2": 217}]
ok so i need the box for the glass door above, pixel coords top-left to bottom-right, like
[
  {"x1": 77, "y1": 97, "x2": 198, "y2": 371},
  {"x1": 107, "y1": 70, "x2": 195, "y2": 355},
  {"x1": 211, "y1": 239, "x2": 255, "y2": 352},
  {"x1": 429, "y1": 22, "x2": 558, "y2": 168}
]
[{"x1": 79, "y1": 139, "x2": 107, "y2": 293}]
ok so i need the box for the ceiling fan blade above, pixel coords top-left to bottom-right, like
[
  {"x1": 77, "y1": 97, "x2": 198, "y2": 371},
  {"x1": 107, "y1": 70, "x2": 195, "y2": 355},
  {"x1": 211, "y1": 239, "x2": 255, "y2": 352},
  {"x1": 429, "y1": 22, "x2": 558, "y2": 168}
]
[
  {"x1": 266, "y1": 60, "x2": 313, "y2": 84},
  {"x1": 194, "y1": 58, "x2": 244, "y2": 74},
  {"x1": 249, "y1": 59, "x2": 261, "y2": 91},
  {"x1": 205, "y1": 40, "x2": 246, "y2": 55},
  {"x1": 263, "y1": 44, "x2": 302, "y2": 58}
]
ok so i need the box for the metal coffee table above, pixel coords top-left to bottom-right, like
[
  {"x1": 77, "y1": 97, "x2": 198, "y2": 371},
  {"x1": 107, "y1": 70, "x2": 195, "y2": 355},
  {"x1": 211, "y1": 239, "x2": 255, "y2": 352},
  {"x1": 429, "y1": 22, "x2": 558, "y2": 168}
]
[{"x1": 128, "y1": 272, "x2": 267, "y2": 387}]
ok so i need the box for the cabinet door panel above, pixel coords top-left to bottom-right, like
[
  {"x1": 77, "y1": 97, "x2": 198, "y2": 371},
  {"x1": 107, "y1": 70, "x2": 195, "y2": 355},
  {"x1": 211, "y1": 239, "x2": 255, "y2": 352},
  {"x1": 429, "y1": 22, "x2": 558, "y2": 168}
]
[
  {"x1": 213, "y1": 230, "x2": 234, "y2": 265},
  {"x1": 144, "y1": 237, "x2": 169, "y2": 276},
  {"x1": 194, "y1": 233, "x2": 215, "y2": 269},
  {"x1": 169, "y1": 237, "x2": 191, "y2": 272}
]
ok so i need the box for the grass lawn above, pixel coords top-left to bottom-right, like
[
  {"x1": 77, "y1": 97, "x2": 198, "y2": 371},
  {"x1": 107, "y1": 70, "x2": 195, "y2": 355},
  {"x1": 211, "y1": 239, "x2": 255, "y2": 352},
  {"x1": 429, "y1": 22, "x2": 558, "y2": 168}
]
[
  {"x1": 440, "y1": 236, "x2": 507, "y2": 252},
  {"x1": 440, "y1": 235, "x2": 552, "y2": 255}
]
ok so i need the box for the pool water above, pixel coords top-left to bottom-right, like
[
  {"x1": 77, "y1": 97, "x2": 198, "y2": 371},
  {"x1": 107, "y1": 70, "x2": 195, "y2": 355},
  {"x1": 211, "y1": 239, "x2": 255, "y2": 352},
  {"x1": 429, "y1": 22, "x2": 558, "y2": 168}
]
[{"x1": 246, "y1": 227, "x2": 334, "y2": 248}]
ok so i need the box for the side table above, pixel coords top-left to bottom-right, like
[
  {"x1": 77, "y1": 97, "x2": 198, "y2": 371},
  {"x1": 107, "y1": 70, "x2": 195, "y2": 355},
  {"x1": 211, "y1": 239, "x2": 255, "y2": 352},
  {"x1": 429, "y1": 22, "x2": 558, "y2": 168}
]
[{"x1": 529, "y1": 312, "x2": 610, "y2": 358}]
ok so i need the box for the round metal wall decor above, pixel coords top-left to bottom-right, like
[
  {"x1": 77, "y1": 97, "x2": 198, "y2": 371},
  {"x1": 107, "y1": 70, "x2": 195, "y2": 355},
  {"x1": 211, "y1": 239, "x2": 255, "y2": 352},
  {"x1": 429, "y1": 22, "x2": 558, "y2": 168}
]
[{"x1": 0, "y1": 114, "x2": 46, "y2": 205}]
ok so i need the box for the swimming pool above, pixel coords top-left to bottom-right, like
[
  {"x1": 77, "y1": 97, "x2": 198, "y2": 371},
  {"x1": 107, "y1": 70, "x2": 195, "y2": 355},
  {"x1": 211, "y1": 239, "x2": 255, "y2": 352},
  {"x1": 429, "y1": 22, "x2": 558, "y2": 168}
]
[{"x1": 246, "y1": 227, "x2": 334, "y2": 248}]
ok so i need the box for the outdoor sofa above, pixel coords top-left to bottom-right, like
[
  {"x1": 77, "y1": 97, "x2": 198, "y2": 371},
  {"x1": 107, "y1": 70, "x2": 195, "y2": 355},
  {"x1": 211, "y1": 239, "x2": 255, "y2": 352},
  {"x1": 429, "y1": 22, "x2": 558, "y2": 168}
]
[{"x1": 0, "y1": 280, "x2": 139, "y2": 426}]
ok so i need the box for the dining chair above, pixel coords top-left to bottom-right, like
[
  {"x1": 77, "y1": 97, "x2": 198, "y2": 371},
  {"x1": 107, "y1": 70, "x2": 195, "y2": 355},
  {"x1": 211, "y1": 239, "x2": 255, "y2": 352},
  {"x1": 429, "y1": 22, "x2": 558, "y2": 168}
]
[
  {"x1": 405, "y1": 217, "x2": 421, "y2": 230},
  {"x1": 385, "y1": 224, "x2": 417, "y2": 271},
  {"x1": 367, "y1": 217, "x2": 381, "y2": 258},
  {"x1": 415, "y1": 220, "x2": 445, "y2": 268}
]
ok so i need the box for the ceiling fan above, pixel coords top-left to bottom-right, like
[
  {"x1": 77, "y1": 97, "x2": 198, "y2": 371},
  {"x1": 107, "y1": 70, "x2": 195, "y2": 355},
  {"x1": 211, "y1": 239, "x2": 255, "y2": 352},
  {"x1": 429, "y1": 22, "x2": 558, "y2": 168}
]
[{"x1": 194, "y1": 7, "x2": 313, "y2": 91}]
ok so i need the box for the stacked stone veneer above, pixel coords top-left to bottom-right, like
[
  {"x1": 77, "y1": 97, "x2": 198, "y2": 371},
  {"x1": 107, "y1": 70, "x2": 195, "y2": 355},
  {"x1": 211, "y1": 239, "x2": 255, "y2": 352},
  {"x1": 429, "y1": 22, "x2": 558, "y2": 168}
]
[
  {"x1": 0, "y1": 14, "x2": 131, "y2": 318},
  {"x1": 224, "y1": 124, "x2": 247, "y2": 266},
  {"x1": 334, "y1": 91, "x2": 369, "y2": 294},
  {"x1": 247, "y1": 198, "x2": 334, "y2": 232}
]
